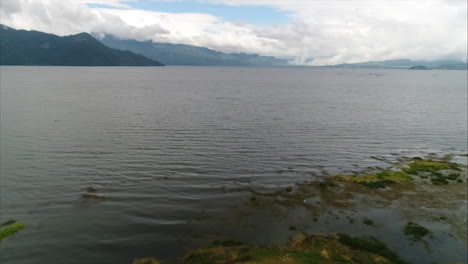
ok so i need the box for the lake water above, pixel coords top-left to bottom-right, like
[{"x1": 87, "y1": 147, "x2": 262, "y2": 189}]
[{"x1": 0, "y1": 66, "x2": 467, "y2": 264}]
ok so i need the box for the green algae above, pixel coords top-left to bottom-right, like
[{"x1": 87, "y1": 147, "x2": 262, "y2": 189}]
[
  {"x1": 400, "y1": 159, "x2": 467, "y2": 185},
  {"x1": 338, "y1": 171, "x2": 412, "y2": 183},
  {"x1": 153, "y1": 233, "x2": 413, "y2": 264},
  {"x1": 0, "y1": 220, "x2": 25, "y2": 240},
  {"x1": 403, "y1": 222, "x2": 432, "y2": 241},
  {"x1": 319, "y1": 181, "x2": 338, "y2": 188},
  {"x1": 402, "y1": 160, "x2": 460, "y2": 175},
  {"x1": 360, "y1": 180, "x2": 395, "y2": 188},
  {"x1": 336, "y1": 171, "x2": 412, "y2": 188},
  {"x1": 338, "y1": 234, "x2": 410, "y2": 264}
]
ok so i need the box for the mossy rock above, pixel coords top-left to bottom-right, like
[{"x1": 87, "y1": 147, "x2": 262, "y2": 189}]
[{"x1": 0, "y1": 220, "x2": 26, "y2": 240}]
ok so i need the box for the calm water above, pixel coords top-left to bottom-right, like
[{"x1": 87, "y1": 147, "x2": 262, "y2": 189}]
[{"x1": 0, "y1": 66, "x2": 467, "y2": 264}]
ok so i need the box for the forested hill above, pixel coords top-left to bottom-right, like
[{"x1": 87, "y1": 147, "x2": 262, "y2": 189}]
[{"x1": 0, "y1": 25, "x2": 164, "y2": 66}]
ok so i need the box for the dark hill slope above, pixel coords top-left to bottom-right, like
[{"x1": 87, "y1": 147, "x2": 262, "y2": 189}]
[
  {"x1": 97, "y1": 34, "x2": 289, "y2": 66},
  {"x1": 0, "y1": 25, "x2": 163, "y2": 66}
]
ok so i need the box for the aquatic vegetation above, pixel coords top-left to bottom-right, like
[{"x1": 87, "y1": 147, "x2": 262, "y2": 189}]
[
  {"x1": 395, "y1": 159, "x2": 466, "y2": 185},
  {"x1": 132, "y1": 257, "x2": 162, "y2": 264},
  {"x1": 248, "y1": 153, "x2": 467, "y2": 245},
  {"x1": 336, "y1": 171, "x2": 412, "y2": 188},
  {"x1": 338, "y1": 171, "x2": 412, "y2": 183},
  {"x1": 430, "y1": 176, "x2": 449, "y2": 185},
  {"x1": 363, "y1": 218, "x2": 375, "y2": 226},
  {"x1": 0, "y1": 220, "x2": 25, "y2": 240},
  {"x1": 318, "y1": 181, "x2": 338, "y2": 188},
  {"x1": 446, "y1": 173, "x2": 460, "y2": 180},
  {"x1": 160, "y1": 233, "x2": 413, "y2": 264},
  {"x1": 338, "y1": 234, "x2": 410, "y2": 264},
  {"x1": 360, "y1": 180, "x2": 395, "y2": 188},
  {"x1": 285, "y1": 186, "x2": 293, "y2": 192},
  {"x1": 403, "y1": 222, "x2": 432, "y2": 241},
  {"x1": 402, "y1": 160, "x2": 460, "y2": 175}
]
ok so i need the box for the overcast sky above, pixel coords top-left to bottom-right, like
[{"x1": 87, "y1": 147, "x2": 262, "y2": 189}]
[{"x1": 0, "y1": 0, "x2": 466, "y2": 65}]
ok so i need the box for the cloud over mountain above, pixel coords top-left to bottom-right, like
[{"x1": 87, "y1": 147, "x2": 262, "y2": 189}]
[{"x1": 0, "y1": 0, "x2": 466, "y2": 65}]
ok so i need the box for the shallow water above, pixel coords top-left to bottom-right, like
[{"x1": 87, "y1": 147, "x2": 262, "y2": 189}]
[{"x1": 0, "y1": 66, "x2": 467, "y2": 264}]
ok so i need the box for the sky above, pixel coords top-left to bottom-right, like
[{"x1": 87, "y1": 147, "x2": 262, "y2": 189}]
[{"x1": 0, "y1": 0, "x2": 466, "y2": 65}]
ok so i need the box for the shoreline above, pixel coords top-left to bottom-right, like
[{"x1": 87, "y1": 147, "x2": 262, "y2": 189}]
[{"x1": 128, "y1": 153, "x2": 468, "y2": 264}]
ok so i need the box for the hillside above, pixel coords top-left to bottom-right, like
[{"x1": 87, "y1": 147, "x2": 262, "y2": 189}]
[
  {"x1": 96, "y1": 34, "x2": 289, "y2": 66},
  {"x1": 0, "y1": 25, "x2": 164, "y2": 66}
]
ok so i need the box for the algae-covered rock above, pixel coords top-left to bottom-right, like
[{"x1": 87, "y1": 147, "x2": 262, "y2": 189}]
[
  {"x1": 0, "y1": 220, "x2": 25, "y2": 240},
  {"x1": 175, "y1": 233, "x2": 411, "y2": 264}
]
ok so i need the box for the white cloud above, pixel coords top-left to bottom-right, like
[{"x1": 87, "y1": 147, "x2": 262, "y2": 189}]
[{"x1": 0, "y1": 0, "x2": 466, "y2": 65}]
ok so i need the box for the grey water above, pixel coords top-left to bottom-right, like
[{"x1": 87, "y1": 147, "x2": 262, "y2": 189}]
[{"x1": 0, "y1": 66, "x2": 467, "y2": 264}]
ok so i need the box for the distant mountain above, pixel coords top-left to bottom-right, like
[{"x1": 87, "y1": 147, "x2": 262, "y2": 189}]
[
  {"x1": 0, "y1": 25, "x2": 164, "y2": 66},
  {"x1": 326, "y1": 59, "x2": 467, "y2": 70},
  {"x1": 96, "y1": 34, "x2": 289, "y2": 66},
  {"x1": 436, "y1": 63, "x2": 468, "y2": 70},
  {"x1": 409, "y1": 65, "x2": 430, "y2": 70}
]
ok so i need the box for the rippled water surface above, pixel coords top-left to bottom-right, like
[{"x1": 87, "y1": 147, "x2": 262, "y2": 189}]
[{"x1": 0, "y1": 66, "x2": 467, "y2": 264}]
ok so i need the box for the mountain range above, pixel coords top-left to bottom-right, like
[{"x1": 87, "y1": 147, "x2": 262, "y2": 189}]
[
  {"x1": 325, "y1": 59, "x2": 467, "y2": 70},
  {"x1": 96, "y1": 34, "x2": 289, "y2": 66},
  {"x1": 0, "y1": 25, "x2": 466, "y2": 69},
  {"x1": 0, "y1": 25, "x2": 164, "y2": 66}
]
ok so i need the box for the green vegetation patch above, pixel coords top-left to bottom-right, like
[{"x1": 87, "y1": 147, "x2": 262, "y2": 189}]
[
  {"x1": 403, "y1": 222, "x2": 431, "y2": 241},
  {"x1": 402, "y1": 160, "x2": 460, "y2": 175},
  {"x1": 158, "y1": 233, "x2": 413, "y2": 264},
  {"x1": 397, "y1": 159, "x2": 466, "y2": 185},
  {"x1": 0, "y1": 220, "x2": 26, "y2": 240},
  {"x1": 337, "y1": 171, "x2": 412, "y2": 188},
  {"x1": 338, "y1": 234, "x2": 411, "y2": 264}
]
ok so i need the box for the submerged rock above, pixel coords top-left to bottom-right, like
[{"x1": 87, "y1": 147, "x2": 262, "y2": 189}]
[
  {"x1": 403, "y1": 222, "x2": 432, "y2": 241},
  {"x1": 82, "y1": 187, "x2": 105, "y2": 201}
]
